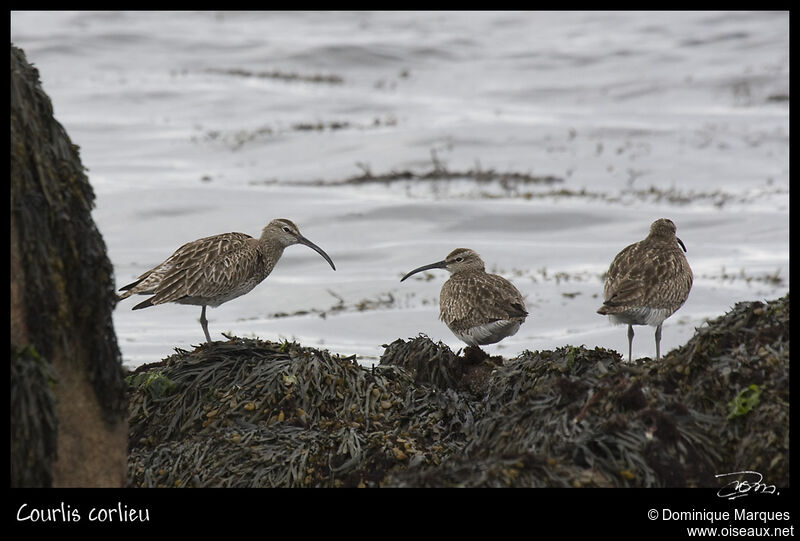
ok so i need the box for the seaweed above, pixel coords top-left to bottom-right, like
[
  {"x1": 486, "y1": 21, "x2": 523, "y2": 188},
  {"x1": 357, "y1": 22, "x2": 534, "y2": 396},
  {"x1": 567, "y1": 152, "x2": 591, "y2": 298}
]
[
  {"x1": 10, "y1": 345, "x2": 58, "y2": 487},
  {"x1": 251, "y1": 150, "x2": 564, "y2": 189},
  {"x1": 127, "y1": 294, "x2": 789, "y2": 488},
  {"x1": 205, "y1": 67, "x2": 344, "y2": 84}
]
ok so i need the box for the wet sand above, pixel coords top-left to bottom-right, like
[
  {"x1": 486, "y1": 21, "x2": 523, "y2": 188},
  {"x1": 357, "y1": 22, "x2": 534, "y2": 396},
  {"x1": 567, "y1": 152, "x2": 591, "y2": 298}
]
[{"x1": 11, "y1": 11, "x2": 789, "y2": 367}]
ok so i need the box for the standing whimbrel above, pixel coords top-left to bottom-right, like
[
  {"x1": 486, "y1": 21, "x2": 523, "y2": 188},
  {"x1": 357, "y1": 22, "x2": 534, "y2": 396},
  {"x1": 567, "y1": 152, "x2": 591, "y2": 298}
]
[
  {"x1": 118, "y1": 218, "x2": 335, "y2": 343},
  {"x1": 400, "y1": 248, "x2": 528, "y2": 351},
  {"x1": 597, "y1": 218, "x2": 693, "y2": 362}
]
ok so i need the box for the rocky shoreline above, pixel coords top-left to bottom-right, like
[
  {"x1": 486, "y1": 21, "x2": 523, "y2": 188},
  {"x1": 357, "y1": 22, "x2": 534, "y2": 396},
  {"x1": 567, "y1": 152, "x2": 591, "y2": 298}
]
[{"x1": 127, "y1": 294, "x2": 789, "y2": 488}]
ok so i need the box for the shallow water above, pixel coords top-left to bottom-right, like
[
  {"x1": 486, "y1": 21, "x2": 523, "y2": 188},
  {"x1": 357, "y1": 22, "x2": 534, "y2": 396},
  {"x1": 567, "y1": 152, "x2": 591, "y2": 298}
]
[{"x1": 11, "y1": 11, "x2": 789, "y2": 368}]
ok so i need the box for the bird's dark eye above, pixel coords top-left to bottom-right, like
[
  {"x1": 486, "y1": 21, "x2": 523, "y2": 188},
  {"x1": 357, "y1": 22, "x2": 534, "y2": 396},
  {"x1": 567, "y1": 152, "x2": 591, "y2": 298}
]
[
  {"x1": 282, "y1": 227, "x2": 291, "y2": 233},
  {"x1": 456, "y1": 257, "x2": 463, "y2": 262}
]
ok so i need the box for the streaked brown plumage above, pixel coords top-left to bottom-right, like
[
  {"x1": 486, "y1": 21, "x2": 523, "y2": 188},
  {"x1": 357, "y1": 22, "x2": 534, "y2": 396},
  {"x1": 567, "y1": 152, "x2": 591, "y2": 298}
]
[
  {"x1": 401, "y1": 248, "x2": 527, "y2": 348},
  {"x1": 597, "y1": 218, "x2": 692, "y2": 362},
  {"x1": 118, "y1": 218, "x2": 335, "y2": 343}
]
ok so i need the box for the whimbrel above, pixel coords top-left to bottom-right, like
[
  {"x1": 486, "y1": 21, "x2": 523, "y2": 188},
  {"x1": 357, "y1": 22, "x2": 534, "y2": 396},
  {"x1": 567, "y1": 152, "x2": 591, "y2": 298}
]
[
  {"x1": 118, "y1": 218, "x2": 335, "y2": 343},
  {"x1": 597, "y1": 218, "x2": 692, "y2": 362},
  {"x1": 400, "y1": 248, "x2": 528, "y2": 351}
]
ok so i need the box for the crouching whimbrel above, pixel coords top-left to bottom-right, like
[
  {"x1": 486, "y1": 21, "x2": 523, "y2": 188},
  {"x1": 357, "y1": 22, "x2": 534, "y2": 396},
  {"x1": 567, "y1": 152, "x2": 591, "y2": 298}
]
[
  {"x1": 401, "y1": 248, "x2": 528, "y2": 355},
  {"x1": 118, "y1": 218, "x2": 336, "y2": 343},
  {"x1": 597, "y1": 218, "x2": 693, "y2": 362}
]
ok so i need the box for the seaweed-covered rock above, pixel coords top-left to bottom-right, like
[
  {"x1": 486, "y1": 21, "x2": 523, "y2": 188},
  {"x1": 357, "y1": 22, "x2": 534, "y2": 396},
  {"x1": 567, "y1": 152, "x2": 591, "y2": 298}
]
[
  {"x1": 389, "y1": 345, "x2": 719, "y2": 487},
  {"x1": 128, "y1": 337, "x2": 476, "y2": 487},
  {"x1": 127, "y1": 294, "x2": 789, "y2": 488},
  {"x1": 379, "y1": 334, "x2": 500, "y2": 397},
  {"x1": 10, "y1": 345, "x2": 57, "y2": 487},
  {"x1": 380, "y1": 335, "x2": 463, "y2": 388},
  {"x1": 389, "y1": 295, "x2": 789, "y2": 487},
  {"x1": 649, "y1": 294, "x2": 789, "y2": 484},
  {"x1": 10, "y1": 44, "x2": 127, "y2": 487}
]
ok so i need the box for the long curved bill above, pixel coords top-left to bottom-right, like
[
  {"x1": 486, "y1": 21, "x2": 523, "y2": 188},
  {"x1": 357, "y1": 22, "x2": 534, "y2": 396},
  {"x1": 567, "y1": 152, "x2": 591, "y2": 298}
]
[
  {"x1": 298, "y1": 235, "x2": 336, "y2": 270},
  {"x1": 400, "y1": 260, "x2": 447, "y2": 282},
  {"x1": 677, "y1": 237, "x2": 687, "y2": 253}
]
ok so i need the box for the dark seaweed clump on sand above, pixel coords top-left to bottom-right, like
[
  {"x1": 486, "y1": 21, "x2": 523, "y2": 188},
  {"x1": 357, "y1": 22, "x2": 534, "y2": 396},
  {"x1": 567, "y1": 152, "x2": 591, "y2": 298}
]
[{"x1": 127, "y1": 294, "x2": 788, "y2": 488}]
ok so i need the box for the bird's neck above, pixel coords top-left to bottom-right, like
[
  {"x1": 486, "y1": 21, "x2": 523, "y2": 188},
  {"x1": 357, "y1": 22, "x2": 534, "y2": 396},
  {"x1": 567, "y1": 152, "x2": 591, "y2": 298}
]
[
  {"x1": 450, "y1": 268, "x2": 485, "y2": 280},
  {"x1": 258, "y1": 235, "x2": 286, "y2": 260}
]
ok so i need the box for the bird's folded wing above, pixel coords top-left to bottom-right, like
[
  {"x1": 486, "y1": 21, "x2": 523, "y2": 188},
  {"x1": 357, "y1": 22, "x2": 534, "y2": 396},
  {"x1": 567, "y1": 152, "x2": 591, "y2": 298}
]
[{"x1": 149, "y1": 233, "x2": 256, "y2": 304}]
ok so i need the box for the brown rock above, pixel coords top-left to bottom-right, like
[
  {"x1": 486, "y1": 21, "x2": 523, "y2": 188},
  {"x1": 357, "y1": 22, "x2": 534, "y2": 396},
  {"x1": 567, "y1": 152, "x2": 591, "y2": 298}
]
[{"x1": 10, "y1": 44, "x2": 128, "y2": 487}]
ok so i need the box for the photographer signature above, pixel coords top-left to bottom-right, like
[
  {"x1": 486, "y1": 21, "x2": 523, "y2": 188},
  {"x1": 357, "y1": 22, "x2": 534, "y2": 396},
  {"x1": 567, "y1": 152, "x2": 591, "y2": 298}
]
[{"x1": 716, "y1": 470, "x2": 779, "y2": 500}]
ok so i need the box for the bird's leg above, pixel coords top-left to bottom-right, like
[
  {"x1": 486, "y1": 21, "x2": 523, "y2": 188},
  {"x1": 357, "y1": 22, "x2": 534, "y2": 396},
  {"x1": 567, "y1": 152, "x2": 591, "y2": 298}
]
[
  {"x1": 200, "y1": 305, "x2": 212, "y2": 343},
  {"x1": 627, "y1": 324, "x2": 634, "y2": 363},
  {"x1": 654, "y1": 323, "x2": 662, "y2": 362}
]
